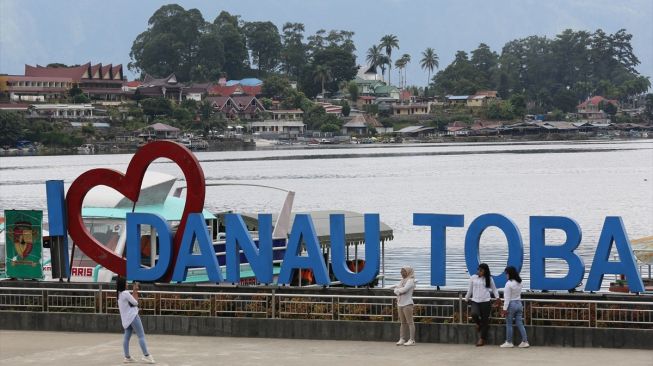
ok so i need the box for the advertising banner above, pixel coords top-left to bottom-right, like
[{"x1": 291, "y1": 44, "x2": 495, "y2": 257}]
[{"x1": 4, "y1": 210, "x2": 43, "y2": 279}]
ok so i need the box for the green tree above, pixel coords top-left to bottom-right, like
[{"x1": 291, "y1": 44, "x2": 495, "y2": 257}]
[
  {"x1": 262, "y1": 75, "x2": 291, "y2": 98},
  {"x1": 341, "y1": 100, "x2": 351, "y2": 117},
  {"x1": 366, "y1": 45, "x2": 383, "y2": 70},
  {"x1": 244, "y1": 21, "x2": 282, "y2": 75},
  {"x1": 348, "y1": 81, "x2": 359, "y2": 102},
  {"x1": 0, "y1": 111, "x2": 26, "y2": 146},
  {"x1": 552, "y1": 89, "x2": 578, "y2": 113},
  {"x1": 486, "y1": 100, "x2": 515, "y2": 120},
  {"x1": 645, "y1": 93, "x2": 653, "y2": 120},
  {"x1": 141, "y1": 97, "x2": 173, "y2": 117},
  {"x1": 214, "y1": 11, "x2": 249, "y2": 79},
  {"x1": 280, "y1": 22, "x2": 307, "y2": 80},
  {"x1": 379, "y1": 34, "x2": 399, "y2": 85},
  {"x1": 470, "y1": 43, "x2": 498, "y2": 89},
  {"x1": 129, "y1": 4, "x2": 210, "y2": 81},
  {"x1": 600, "y1": 100, "x2": 618, "y2": 118},
  {"x1": 73, "y1": 94, "x2": 90, "y2": 104},
  {"x1": 314, "y1": 65, "x2": 332, "y2": 96},
  {"x1": 509, "y1": 93, "x2": 527, "y2": 118},
  {"x1": 420, "y1": 48, "x2": 439, "y2": 86},
  {"x1": 395, "y1": 54, "x2": 411, "y2": 89},
  {"x1": 432, "y1": 51, "x2": 481, "y2": 95}
]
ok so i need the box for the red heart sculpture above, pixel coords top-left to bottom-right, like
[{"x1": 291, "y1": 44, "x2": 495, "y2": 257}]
[{"x1": 66, "y1": 141, "x2": 205, "y2": 280}]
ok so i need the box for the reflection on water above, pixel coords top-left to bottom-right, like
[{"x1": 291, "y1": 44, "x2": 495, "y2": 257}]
[{"x1": 1, "y1": 140, "x2": 652, "y2": 290}]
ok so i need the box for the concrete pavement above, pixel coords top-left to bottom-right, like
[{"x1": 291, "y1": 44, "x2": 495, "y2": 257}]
[{"x1": 1, "y1": 330, "x2": 651, "y2": 366}]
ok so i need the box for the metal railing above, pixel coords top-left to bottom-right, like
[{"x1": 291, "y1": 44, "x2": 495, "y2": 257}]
[{"x1": 0, "y1": 287, "x2": 651, "y2": 329}]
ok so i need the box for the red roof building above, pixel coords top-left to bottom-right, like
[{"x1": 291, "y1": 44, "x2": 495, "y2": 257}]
[
  {"x1": 208, "y1": 84, "x2": 262, "y2": 97},
  {"x1": 577, "y1": 96, "x2": 618, "y2": 122},
  {"x1": 204, "y1": 96, "x2": 265, "y2": 120},
  {"x1": 21, "y1": 62, "x2": 126, "y2": 101}
]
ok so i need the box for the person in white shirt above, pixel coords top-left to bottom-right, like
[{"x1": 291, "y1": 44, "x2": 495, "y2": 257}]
[
  {"x1": 116, "y1": 277, "x2": 155, "y2": 364},
  {"x1": 394, "y1": 266, "x2": 416, "y2": 346},
  {"x1": 465, "y1": 263, "x2": 499, "y2": 346},
  {"x1": 500, "y1": 266, "x2": 530, "y2": 348}
]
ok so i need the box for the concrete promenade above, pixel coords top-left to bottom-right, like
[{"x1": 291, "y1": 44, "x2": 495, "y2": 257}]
[{"x1": 1, "y1": 331, "x2": 651, "y2": 366}]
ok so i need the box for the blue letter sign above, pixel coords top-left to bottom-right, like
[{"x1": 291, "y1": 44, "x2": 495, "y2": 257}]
[
  {"x1": 585, "y1": 217, "x2": 644, "y2": 292},
  {"x1": 225, "y1": 214, "x2": 273, "y2": 284},
  {"x1": 330, "y1": 214, "x2": 380, "y2": 286},
  {"x1": 171, "y1": 213, "x2": 222, "y2": 283},
  {"x1": 529, "y1": 216, "x2": 585, "y2": 291},
  {"x1": 125, "y1": 213, "x2": 172, "y2": 282},
  {"x1": 278, "y1": 214, "x2": 330, "y2": 285},
  {"x1": 465, "y1": 213, "x2": 523, "y2": 287},
  {"x1": 413, "y1": 214, "x2": 464, "y2": 286}
]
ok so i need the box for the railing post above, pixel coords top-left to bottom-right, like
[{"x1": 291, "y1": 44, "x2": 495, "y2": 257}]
[
  {"x1": 42, "y1": 290, "x2": 47, "y2": 312},
  {"x1": 392, "y1": 298, "x2": 396, "y2": 322},
  {"x1": 271, "y1": 289, "x2": 276, "y2": 319},
  {"x1": 332, "y1": 296, "x2": 336, "y2": 320},
  {"x1": 98, "y1": 285, "x2": 103, "y2": 314},
  {"x1": 458, "y1": 293, "x2": 463, "y2": 324}
]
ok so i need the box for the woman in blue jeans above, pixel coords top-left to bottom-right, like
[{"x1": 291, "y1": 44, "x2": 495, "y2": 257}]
[
  {"x1": 116, "y1": 277, "x2": 156, "y2": 363},
  {"x1": 500, "y1": 266, "x2": 529, "y2": 348}
]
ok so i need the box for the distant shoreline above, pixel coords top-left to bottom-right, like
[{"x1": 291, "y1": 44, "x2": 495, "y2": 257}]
[{"x1": 1, "y1": 135, "x2": 651, "y2": 157}]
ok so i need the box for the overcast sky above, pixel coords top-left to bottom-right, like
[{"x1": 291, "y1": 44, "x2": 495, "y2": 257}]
[{"x1": 1, "y1": 0, "x2": 652, "y2": 86}]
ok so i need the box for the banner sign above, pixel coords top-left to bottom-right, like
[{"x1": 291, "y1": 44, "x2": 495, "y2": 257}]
[
  {"x1": 4, "y1": 210, "x2": 43, "y2": 279},
  {"x1": 59, "y1": 141, "x2": 645, "y2": 292}
]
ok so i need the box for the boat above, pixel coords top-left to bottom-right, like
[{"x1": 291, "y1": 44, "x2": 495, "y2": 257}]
[
  {"x1": 609, "y1": 236, "x2": 653, "y2": 293},
  {"x1": 76, "y1": 144, "x2": 95, "y2": 154},
  {"x1": 2, "y1": 171, "x2": 394, "y2": 286}
]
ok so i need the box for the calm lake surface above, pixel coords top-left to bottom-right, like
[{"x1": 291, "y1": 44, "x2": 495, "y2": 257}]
[{"x1": 1, "y1": 140, "x2": 652, "y2": 290}]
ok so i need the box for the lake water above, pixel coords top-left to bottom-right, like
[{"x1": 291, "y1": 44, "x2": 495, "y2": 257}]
[{"x1": 1, "y1": 140, "x2": 652, "y2": 290}]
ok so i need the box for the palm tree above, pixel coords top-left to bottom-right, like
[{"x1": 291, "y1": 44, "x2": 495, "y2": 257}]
[
  {"x1": 394, "y1": 58, "x2": 406, "y2": 89},
  {"x1": 314, "y1": 65, "x2": 332, "y2": 96},
  {"x1": 420, "y1": 47, "x2": 439, "y2": 86},
  {"x1": 377, "y1": 55, "x2": 390, "y2": 82},
  {"x1": 396, "y1": 54, "x2": 411, "y2": 89},
  {"x1": 366, "y1": 45, "x2": 383, "y2": 76},
  {"x1": 380, "y1": 34, "x2": 399, "y2": 85}
]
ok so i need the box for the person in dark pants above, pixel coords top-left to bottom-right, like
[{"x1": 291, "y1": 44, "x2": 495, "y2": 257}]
[{"x1": 465, "y1": 263, "x2": 499, "y2": 346}]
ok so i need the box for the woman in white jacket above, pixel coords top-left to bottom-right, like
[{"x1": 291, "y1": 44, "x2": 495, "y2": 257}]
[{"x1": 394, "y1": 266, "x2": 416, "y2": 346}]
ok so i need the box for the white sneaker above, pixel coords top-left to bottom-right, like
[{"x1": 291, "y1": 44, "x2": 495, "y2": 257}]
[
  {"x1": 518, "y1": 342, "x2": 530, "y2": 348},
  {"x1": 500, "y1": 341, "x2": 514, "y2": 348},
  {"x1": 403, "y1": 339, "x2": 416, "y2": 346},
  {"x1": 122, "y1": 357, "x2": 136, "y2": 363},
  {"x1": 141, "y1": 355, "x2": 156, "y2": 364},
  {"x1": 396, "y1": 338, "x2": 406, "y2": 346}
]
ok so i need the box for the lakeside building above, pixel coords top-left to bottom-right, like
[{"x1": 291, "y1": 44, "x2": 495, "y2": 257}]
[
  {"x1": 22, "y1": 63, "x2": 125, "y2": 101},
  {"x1": 0, "y1": 75, "x2": 73, "y2": 102},
  {"x1": 577, "y1": 96, "x2": 618, "y2": 122},
  {"x1": 204, "y1": 95, "x2": 265, "y2": 120},
  {"x1": 138, "y1": 122, "x2": 180, "y2": 140},
  {"x1": 394, "y1": 125, "x2": 436, "y2": 138},
  {"x1": 341, "y1": 114, "x2": 384, "y2": 135},
  {"x1": 27, "y1": 104, "x2": 95, "y2": 119},
  {"x1": 466, "y1": 90, "x2": 498, "y2": 107},
  {"x1": 391, "y1": 103, "x2": 429, "y2": 116}
]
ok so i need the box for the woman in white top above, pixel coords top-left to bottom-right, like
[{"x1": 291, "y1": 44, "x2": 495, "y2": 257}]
[
  {"x1": 465, "y1": 263, "x2": 499, "y2": 346},
  {"x1": 116, "y1": 277, "x2": 155, "y2": 364},
  {"x1": 394, "y1": 266, "x2": 416, "y2": 346},
  {"x1": 500, "y1": 266, "x2": 529, "y2": 348}
]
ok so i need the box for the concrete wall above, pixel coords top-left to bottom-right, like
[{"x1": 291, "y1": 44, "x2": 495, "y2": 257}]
[{"x1": 1, "y1": 312, "x2": 651, "y2": 350}]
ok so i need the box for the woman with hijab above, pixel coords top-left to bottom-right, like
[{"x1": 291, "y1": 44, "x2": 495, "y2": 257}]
[
  {"x1": 465, "y1": 263, "x2": 499, "y2": 346},
  {"x1": 394, "y1": 266, "x2": 416, "y2": 346}
]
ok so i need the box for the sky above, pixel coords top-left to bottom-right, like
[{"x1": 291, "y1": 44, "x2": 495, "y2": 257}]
[{"x1": 1, "y1": 0, "x2": 652, "y2": 86}]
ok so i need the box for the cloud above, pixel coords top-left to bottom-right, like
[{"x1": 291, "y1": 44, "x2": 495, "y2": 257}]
[{"x1": 0, "y1": 1, "x2": 47, "y2": 73}]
